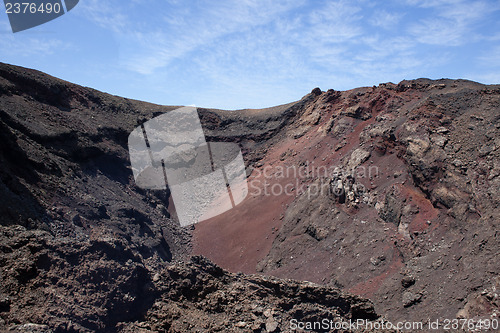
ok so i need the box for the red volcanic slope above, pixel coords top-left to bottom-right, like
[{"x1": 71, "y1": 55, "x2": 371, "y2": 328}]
[{"x1": 192, "y1": 80, "x2": 500, "y2": 323}]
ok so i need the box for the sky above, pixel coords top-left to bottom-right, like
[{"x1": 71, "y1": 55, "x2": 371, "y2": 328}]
[{"x1": 1, "y1": 0, "x2": 500, "y2": 110}]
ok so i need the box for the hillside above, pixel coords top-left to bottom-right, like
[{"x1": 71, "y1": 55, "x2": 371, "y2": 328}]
[
  {"x1": 192, "y1": 79, "x2": 500, "y2": 324},
  {"x1": 0, "y1": 62, "x2": 381, "y2": 332},
  {"x1": 0, "y1": 62, "x2": 499, "y2": 331}
]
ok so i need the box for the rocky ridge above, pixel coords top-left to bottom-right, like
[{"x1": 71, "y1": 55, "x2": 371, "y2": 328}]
[
  {"x1": 0, "y1": 62, "x2": 384, "y2": 332},
  {"x1": 0, "y1": 225, "x2": 380, "y2": 332},
  {"x1": 193, "y1": 79, "x2": 500, "y2": 325}
]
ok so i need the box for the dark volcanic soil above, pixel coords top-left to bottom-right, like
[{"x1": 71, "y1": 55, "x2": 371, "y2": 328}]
[
  {"x1": 0, "y1": 62, "x2": 386, "y2": 332},
  {"x1": 0, "y1": 226, "x2": 380, "y2": 332}
]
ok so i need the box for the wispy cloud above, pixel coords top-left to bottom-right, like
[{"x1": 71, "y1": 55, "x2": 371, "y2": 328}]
[
  {"x1": 117, "y1": 0, "x2": 305, "y2": 75},
  {"x1": 478, "y1": 45, "x2": 500, "y2": 67},
  {"x1": 122, "y1": 0, "x2": 498, "y2": 107},
  {"x1": 2, "y1": 0, "x2": 498, "y2": 109},
  {"x1": 75, "y1": 0, "x2": 128, "y2": 33},
  {"x1": 0, "y1": 18, "x2": 12, "y2": 32},
  {"x1": 407, "y1": 0, "x2": 495, "y2": 46},
  {"x1": 405, "y1": 0, "x2": 464, "y2": 8},
  {"x1": 369, "y1": 9, "x2": 403, "y2": 30},
  {"x1": 439, "y1": 1, "x2": 492, "y2": 23},
  {"x1": 304, "y1": 0, "x2": 363, "y2": 49},
  {"x1": 0, "y1": 15, "x2": 67, "y2": 57},
  {"x1": 409, "y1": 18, "x2": 465, "y2": 46}
]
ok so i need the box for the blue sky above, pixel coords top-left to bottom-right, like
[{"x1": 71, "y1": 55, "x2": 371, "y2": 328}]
[{"x1": 1, "y1": 0, "x2": 500, "y2": 109}]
